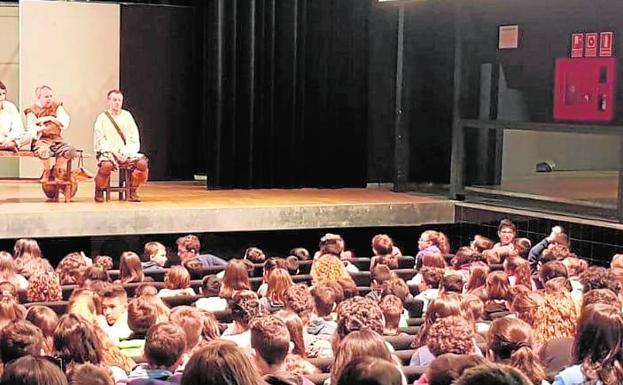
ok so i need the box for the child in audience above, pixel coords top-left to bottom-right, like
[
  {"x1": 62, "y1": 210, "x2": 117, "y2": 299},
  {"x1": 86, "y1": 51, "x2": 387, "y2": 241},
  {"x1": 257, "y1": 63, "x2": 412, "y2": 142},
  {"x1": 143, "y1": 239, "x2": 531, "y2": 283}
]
[
  {"x1": 370, "y1": 234, "x2": 401, "y2": 271},
  {"x1": 125, "y1": 322, "x2": 187, "y2": 384},
  {"x1": 122, "y1": 293, "x2": 170, "y2": 358},
  {"x1": 256, "y1": 258, "x2": 286, "y2": 297},
  {"x1": 334, "y1": 297, "x2": 385, "y2": 350},
  {"x1": 337, "y1": 356, "x2": 404, "y2": 385},
  {"x1": 27, "y1": 271, "x2": 63, "y2": 302},
  {"x1": 379, "y1": 294, "x2": 403, "y2": 336},
  {"x1": 0, "y1": 320, "x2": 48, "y2": 362},
  {"x1": 101, "y1": 283, "x2": 132, "y2": 341},
  {"x1": 491, "y1": 219, "x2": 518, "y2": 260},
  {"x1": 330, "y1": 330, "x2": 394, "y2": 385},
  {"x1": 465, "y1": 264, "x2": 489, "y2": 301},
  {"x1": 410, "y1": 316, "x2": 479, "y2": 367},
  {"x1": 367, "y1": 264, "x2": 396, "y2": 302},
  {"x1": 308, "y1": 283, "x2": 337, "y2": 340},
  {"x1": 415, "y1": 230, "x2": 442, "y2": 266},
  {"x1": 94, "y1": 255, "x2": 114, "y2": 271},
  {"x1": 181, "y1": 340, "x2": 265, "y2": 385},
  {"x1": 552, "y1": 304, "x2": 623, "y2": 385},
  {"x1": 176, "y1": 235, "x2": 227, "y2": 267},
  {"x1": 56, "y1": 252, "x2": 88, "y2": 285},
  {"x1": 250, "y1": 315, "x2": 316, "y2": 385},
  {"x1": 437, "y1": 232, "x2": 451, "y2": 255},
  {"x1": 260, "y1": 268, "x2": 293, "y2": 313},
  {"x1": 486, "y1": 318, "x2": 546, "y2": 385},
  {"x1": 483, "y1": 271, "x2": 512, "y2": 320},
  {"x1": 158, "y1": 266, "x2": 195, "y2": 297},
  {"x1": 469, "y1": 234, "x2": 494, "y2": 253},
  {"x1": 13, "y1": 238, "x2": 53, "y2": 279},
  {"x1": 440, "y1": 271, "x2": 465, "y2": 294},
  {"x1": 244, "y1": 247, "x2": 266, "y2": 264},
  {"x1": 119, "y1": 252, "x2": 150, "y2": 284},
  {"x1": 460, "y1": 293, "x2": 488, "y2": 336},
  {"x1": 221, "y1": 290, "x2": 262, "y2": 350},
  {"x1": 1, "y1": 355, "x2": 68, "y2": 385},
  {"x1": 0, "y1": 291, "x2": 25, "y2": 329},
  {"x1": 169, "y1": 306, "x2": 205, "y2": 358},
  {"x1": 284, "y1": 284, "x2": 314, "y2": 325},
  {"x1": 142, "y1": 241, "x2": 168, "y2": 270},
  {"x1": 415, "y1": 267, "x2": 443, "y2": 313},
  {"x1": 194, "y1": 275, "x2": 228, "y2": 312},
  {"x1": 0, "y1": 251, "x2": 29, "y2": 290},
  {"x1": 412, "y1": 294, "x2": 462, "y2": 349},
  {"x1": 25, "y1": 305, "x2": 59, "y2": 351},
  {"x1": 310, "y1": 254, "x2": 351, "y2": 285},
  {"x1": 220, "y1": 259, "x2": 252, "y2": 299},
  {"x1": 504, "y1": 255, "x2": 536, "y2": 290},
  {"x1": 70, "y1": 363, "x2": 114, "y2": 385}
]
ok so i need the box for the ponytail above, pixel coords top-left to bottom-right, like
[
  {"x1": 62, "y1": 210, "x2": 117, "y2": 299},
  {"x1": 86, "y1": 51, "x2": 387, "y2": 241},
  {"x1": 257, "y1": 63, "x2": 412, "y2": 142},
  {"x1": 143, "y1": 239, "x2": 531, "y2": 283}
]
[{"x1": 510, "y1": 345, "x2": 546, "y2": 385}]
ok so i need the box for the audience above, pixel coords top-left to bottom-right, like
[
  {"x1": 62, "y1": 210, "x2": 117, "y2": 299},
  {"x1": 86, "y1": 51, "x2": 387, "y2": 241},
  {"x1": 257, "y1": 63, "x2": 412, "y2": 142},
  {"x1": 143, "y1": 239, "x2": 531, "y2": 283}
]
[{"x1": 4, "y1": 224, "x2": 623, "y2": 385}]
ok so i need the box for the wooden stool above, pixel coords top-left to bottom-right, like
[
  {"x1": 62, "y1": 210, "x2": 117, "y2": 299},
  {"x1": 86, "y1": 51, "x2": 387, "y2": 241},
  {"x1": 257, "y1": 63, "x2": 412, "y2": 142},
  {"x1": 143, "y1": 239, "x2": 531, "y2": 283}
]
[{"x1": 105, "y1": 165, "x2": 132, "y2": 201}]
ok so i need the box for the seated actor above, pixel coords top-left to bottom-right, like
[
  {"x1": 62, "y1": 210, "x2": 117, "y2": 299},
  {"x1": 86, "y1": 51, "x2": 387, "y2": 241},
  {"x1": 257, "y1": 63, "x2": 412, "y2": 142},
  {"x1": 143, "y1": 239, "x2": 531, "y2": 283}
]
[
  {"x1": 24, "y1": 85, "x2": 75, "y2": 181},
  {"x1": 0, "y1": 81, "x2": 32, "y2": 152},
  {"x1": 93, "y1": 89, "x2": 148, "y2": 202}
]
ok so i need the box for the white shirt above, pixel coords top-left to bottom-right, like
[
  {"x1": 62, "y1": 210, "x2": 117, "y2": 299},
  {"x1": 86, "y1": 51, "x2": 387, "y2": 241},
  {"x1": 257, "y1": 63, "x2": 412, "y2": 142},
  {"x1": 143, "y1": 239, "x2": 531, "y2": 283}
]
[
  {"x1": 0, "y1": 101, "x2": 25, "y2": 141},
  {"x1": 93, "y1": 109, "x2": 140, "y2": 154},
  {"x1": 25, "y1": 103, "x2": 70, "y2": 139}
]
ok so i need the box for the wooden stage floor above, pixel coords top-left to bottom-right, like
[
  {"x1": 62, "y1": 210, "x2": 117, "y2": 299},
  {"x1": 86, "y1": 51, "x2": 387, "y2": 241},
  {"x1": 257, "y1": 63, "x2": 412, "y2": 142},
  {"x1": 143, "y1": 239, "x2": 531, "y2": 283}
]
[{"x1": 0, "y1": 181, "x2": 455, "y2": 239}]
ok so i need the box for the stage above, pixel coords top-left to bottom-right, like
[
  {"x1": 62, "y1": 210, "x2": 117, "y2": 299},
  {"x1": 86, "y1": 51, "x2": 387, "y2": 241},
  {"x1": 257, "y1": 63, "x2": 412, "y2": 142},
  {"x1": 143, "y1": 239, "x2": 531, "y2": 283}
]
[{"x1": 0, "y1": 181, "x2": 456, "y2": 239}]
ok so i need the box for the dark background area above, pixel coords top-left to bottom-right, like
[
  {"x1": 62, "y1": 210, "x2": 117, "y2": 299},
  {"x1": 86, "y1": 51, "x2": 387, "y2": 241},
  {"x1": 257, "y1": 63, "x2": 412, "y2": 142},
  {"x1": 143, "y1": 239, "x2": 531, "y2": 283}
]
[{"x1": 118, "y1": 0, "x2": 623, "y2": 187}]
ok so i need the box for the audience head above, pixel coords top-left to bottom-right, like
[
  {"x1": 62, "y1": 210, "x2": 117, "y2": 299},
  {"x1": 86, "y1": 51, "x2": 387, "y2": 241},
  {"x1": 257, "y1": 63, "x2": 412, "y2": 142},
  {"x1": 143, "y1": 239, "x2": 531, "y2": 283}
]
[
  {"x1": 336, "y1": 356, "x2": 404, "y2": 385},
  {"x1": 582, "y1": 288, "x2": 622, "y2": 310},
  {"x1": 311, "y1": 254, "x2": 350, "y2": 284},
  {"x1": 497, "y1": 219, "x2": 517, "y2": 245},
  {"x1": 13, "y1": 238, "x2": 43, "y2": 260},
  {"x1": 580, "y1": 266, "x2": 621, "y2": 294},
  {"x1": 182, "y1": 340, "x2": 264, "y2": 385},
  {"x1": 372, "y1": 234, "x2": 394, "y2": 256},
  {"x1": 486, "y1": 318, "x2": 546, "y2": 385},
  {"x1": 311, "y1": 283, "x2": 336, "y2": 317},
  {"x1": 81, "y1": 265, "x2": 110, "y2": 286},
  {"x1": 100, "y1": 283, "x2": 128, "y2": 326},
  {"x1": 379, "y1": 294, "x2": 403, "y2": 333},
  {"x1": 127, "y1": 294, "x2": 170, "y2": 336},
  {"x1": 266, "y1": 268, "x2": 293, "y2": 306},
  {"x1": 144, "y1": 321, "x2": 187, "y2": 370},
  {"x1": 539, "y1": 260, "x2": 568, "y2": 285},
  {"x1": 421, "y1": 266, "x2": 444, "y2": 289},
  {"x1": 418, "y1": 230, "x2": 440, "y2": 251},
  {"x1": 0, "y1": 291, "x2": 25, "y2": 329},
  {"x1": 250, "y1": 315, "x2": 291, "y2": 371},
  {"x1": 53, "y1": 313, "x2": 103, "y2": 367},
  {"x1": 201, "y1": 275, "x2": 221, "y2": 297},
  {"x1": 284, "y1": 284, "x2": 313, "y2": 324},
  {"x1": 426, "y1": 316, "x2": 475, "y2": 357},
  {"x1": 220, "y1": 259, "x2": 251, "y2": 299},
  {"x1": 93, "y1": 255, "x2": 113, "y2": 271},
  {"x1": 176, "y1": 235, "x2": 201, "y2": 262},
  {"x1": 230, "y1": 290, "x2": 261, "y2": 329},
  {"x1": 144, "y1": 241, "x2": 167, "y2": 266},
  {"x1": 427, "y1": 353, "x2": 487, "y2": 385},
  {"x1": 134, "y1": 283, "x2": 158, "y2": 297},
  {"x1": 289, "y1": 247, "x2": 310, "y2": 261},
  {"x1": 69, "y1": 363, "x2": 114, "y2": 385},
  {"x1": 573, "y1": 304, "x2": 623, "y2": 385},
  {"x1": 335, "y1": 296, "x2": 384, "y2": 342},
  {"x1": 511, "y1": 291, "x2": 544, "y2": 326},
  {"x1": 244, "y1": 247, "x2": 266, "y2": 264},
  {"x1": 440, "y1": 271, "x2": 464, "y2": 294},
  {"x1": 460, "y1": 294, "x2": 485, "y2": 324},
  {"x1": 27, "y1": 271, "x2": 62, "y2": 302},
  {"x1": 531, "y1": 292, "x2": 577, "y2": 346},
  {"x1": 164, "y1": 265, "x2": 191, "y2": 290},
  {"x1": 119, "y1": 251, "x2": 145, "y2": 284},
  {"x1": 381, "y1": 278, "x2": 410, "y2": 302},
  {"x1": 486, "y1": 271, "x2": 511, "y2": 302},
  {"x1": 471, "y1": 235, "x2": 494, "y2": 253},
  {"x1": 0, "y1": 320, "x2": 47, "y2": 362},
  {"x1": 1, "y1": 355, "x2": 68, "y2": 385},
  {"x1": 454, "y1": 363, "x2": 532, "y2": 385},
  {"x1": 25, "y1": 305, "x2": 58, "y2": 350},
  {"x1": 331, "y1": 329, "x2": 392, "y2": 385},
  {"x1": 56, "y1": 252, "x2": 87, "y2": 285},
  {"x1": 169, "y1": 306, "x2": 204, "y2": 352}
]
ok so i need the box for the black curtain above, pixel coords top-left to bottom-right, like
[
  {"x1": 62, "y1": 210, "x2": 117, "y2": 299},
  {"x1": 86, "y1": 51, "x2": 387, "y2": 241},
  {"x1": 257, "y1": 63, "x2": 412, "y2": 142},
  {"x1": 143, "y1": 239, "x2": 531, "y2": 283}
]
[
  {"x1": 120, "y1": 4, "x2": 200, "y2": 181},
  {"x1": 204, "y1": 0, "x2": 370, "y2": 188}
]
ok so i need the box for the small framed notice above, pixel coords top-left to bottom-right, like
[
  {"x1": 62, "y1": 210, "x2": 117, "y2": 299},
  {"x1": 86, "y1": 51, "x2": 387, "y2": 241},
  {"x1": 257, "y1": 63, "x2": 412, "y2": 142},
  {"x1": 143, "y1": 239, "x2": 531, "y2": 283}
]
[{"x1": 499, "y1": 25, "x2": 519, "y2": 49}]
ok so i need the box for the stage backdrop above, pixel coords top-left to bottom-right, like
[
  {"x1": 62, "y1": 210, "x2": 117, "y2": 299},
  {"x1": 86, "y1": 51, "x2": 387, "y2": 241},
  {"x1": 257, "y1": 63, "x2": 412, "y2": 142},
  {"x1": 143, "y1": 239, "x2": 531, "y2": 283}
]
[{"x1": 0, "y1": 4, "x2": 19, "y2": 177}]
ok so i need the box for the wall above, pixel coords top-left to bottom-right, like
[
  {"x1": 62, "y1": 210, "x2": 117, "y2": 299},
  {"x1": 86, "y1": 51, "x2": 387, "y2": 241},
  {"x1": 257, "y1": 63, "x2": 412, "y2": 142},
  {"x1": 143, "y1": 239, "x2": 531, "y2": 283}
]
[
  {"x1": 20, "y1": 0, "x2": 120, "y2": 178},
  {"x1": 0, "y1": 5, "x2": 19, "y2": 177}
]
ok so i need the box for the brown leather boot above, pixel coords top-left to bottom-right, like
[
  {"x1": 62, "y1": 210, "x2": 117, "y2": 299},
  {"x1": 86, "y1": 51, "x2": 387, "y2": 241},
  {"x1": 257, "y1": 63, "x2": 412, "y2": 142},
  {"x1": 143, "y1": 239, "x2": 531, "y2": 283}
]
[
  {"x1": 128, "y1": 189, "x2": 140, "y2": 202},
  {"x1": 0, "y1": 142, "x2": 18, "y2": 153},
  {"x1": 94, "y1": 188, "x2": 104, "y2": 203}
]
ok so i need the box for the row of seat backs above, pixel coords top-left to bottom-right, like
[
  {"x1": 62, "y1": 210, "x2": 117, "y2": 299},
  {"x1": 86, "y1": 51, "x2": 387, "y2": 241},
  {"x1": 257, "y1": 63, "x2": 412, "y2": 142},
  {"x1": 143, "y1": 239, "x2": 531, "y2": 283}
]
[{"x1": 106, "y1": 256, "x2": 418, "y2": 281}]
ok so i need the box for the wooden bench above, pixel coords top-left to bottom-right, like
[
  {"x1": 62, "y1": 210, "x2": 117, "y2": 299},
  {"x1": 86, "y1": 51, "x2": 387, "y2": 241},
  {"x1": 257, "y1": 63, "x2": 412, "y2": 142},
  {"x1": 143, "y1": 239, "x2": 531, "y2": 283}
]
[{"x1": 0, "y1": 150, "x2": 90, "y2": 202}]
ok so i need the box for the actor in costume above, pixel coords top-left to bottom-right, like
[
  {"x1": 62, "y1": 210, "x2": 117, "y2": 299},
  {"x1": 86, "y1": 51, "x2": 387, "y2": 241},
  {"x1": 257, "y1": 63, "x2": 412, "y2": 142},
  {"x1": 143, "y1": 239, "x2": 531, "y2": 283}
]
[
  {"x1": 24, "y1": 85, "x2": 75, "y2": 181},
  {"x1": 0, "y1": 81, "x2": 33, "y2": 152},
  {"x1": 93, "y1": 89, "x2": 148, "y2": 202}
]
